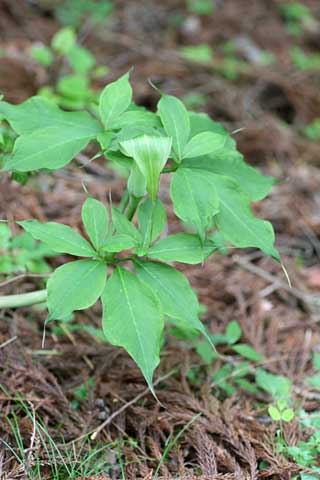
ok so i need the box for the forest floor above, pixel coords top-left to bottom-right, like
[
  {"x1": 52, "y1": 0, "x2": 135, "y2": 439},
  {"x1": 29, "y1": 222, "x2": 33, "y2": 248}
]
[{"x1": 0, "y1": 1, "x2": 320, "y2": 479}]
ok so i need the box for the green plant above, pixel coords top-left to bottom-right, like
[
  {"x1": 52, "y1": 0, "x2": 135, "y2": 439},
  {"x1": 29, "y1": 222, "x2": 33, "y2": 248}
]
[
  {"x1": 290, "y1": 47, "x2": 320, "y2": 71},
  {"x1": 0, "y1": 72, "x2": 281, "y2": 391},
  {"x1": 0, "y1": 222, "x2": 54, "y2": 277},
  {"x1": 30, "y1": 27, "x2": 108, "y2": 111},
  {"x1": 55, "y1": 0, "x2": 113, "y2": 28},
  {"x1": 180, "y1": 44, "x2": 213, "y2": 63},
  {"x1": 268, "y1": 399, "x2": 295, "y2": 422},
  {"x1": 187, "y1": 0, "x2": 215, "y2": 16},
  {"x1": 303, "y1": 118, "x2": 320, "y2": 141},
  {"x1": 280, "y1": 3, "x2": 314, "y2": 36},
  {"x1": 71, "y1": 377, "x2": 95, "y2": 409}
]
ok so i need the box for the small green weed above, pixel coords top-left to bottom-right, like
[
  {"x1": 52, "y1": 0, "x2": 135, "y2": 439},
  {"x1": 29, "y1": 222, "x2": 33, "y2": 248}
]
[
  {"x1": 187, "y1": 0, "x2": 215, "y2": 16},
  {"x1": 280, "y1": 3, "x2": 314, "y2": 36},
  {"x1": 0, "y1": 223, "x2": 54, "y2": 277},
  {"x1": 55, "y1": 0, "x2": 113, "y2": 28},
  {"x1": 290, "y1": 47, "x2": 320, "y2": 71},
  {"x1": 303, "y1": 118, "x2": 320, "y2": 142},
  {"x1": 30, "y1": 27, "x2": 108, "y2": 111}
]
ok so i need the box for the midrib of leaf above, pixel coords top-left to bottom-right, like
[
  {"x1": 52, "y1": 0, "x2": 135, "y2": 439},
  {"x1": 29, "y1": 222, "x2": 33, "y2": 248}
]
[
  {"x1": 102, "y1": 88, "x2": 128, "y2": 127},
  {"x1": 54, "y1": 231, "x2": 94, "y2": 255},
  {"x1": 41, "y1": 108, "x2": 99, "y2": 131},
  {"x1": 151, "y1": 245, "x2": 202, "y2": 253},
  {"x1": 8, "y1": 132, "x2": 96, "y2": 171},
  {"x1": 181, "y1": 169, "x2": 202, "y2": 236},
  {"x1": 140, "y1": 203, "x2": 155, "y2": 247},
  {"x1": 137, "y1": 262, "x2": 190, "y2": 321},
  {"x1": 149, "y1": 244, "x2": 207, "y2": 254},
  {"x1": 219, "y1": 195, "x2": 273, "y2": 253},
  {"x1": 90, "y1": 209, "x2": 101, "y2": 248},
  {"x1": 172, "y1": 118, "x2": 183, "y2": 160},
  {"x1": 104, "y1": 101, "x2": 117, "y2": 127},
  {"x1": 118, "y1": 268, "x2": 149, "y2": 380},
  {"x1": 53, "y1": 117, "x2": 99, "y2": 132},
  {"x1": 22, "y1": 224, "x2": 95, "y2": 256},
  {"x1": 146, "y1": 136, "x2": 156, "y2": 198}
]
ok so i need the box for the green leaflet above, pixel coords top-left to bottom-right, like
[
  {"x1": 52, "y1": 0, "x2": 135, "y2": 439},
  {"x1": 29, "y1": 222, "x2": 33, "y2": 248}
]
[
  {"x1": 0, "y1": 96, "x2": 101, "y2": 135},
  {"x1": 18, "y1": 220, "x2": 96, "y2": 257},
  {"x1": 56, "y1": 75, "x2": 90, "y2": 101},
  {"x1": 211, "y1": 175, "x2": 280, "y2": 260},
  {"x1": 30, "y1": 45, "x2": 54, "y2": 67},
  {"x1": 138, "y1": 198, "x2": 166, "y2": 246},
  {"x1": 47, "y1": 259, "x2": 106, "y2": 320},
  {"x1": 189, "y1": 111, "x2": 236, "y2": 150},
  {"x1": 232, "y1": 344, "x2": 263, "y2": 362},
  {"x1": 171, "y1": 168, "x2": 219, "y2": 240},
  {"x1": 101, "y1": 234, "x2": 136, "y2": 252},
  {"x1": 135, "y1": 260, "x2": 211, "y2": 342},
  {"x1": 51, "y1": 27, "x2": 76, "y2": 54},
  {"x1": 147, "y1": 233, "x2": 217, "y2": 264},
  {"x1": 99, "y1": 72, "x2": 132, "y2": 129},
  {"x1": 111, "y1": 206, "x2": 142, "y2": 243},
  {"x1": 157, "y1": 94, "x2": 190, "y2": 162},
  {"x1": 81, "y1": 197, "x2": 109, "y2": 250},
  {"x1": 102, "y1": 267, "x2": 163, "y2": 391},
  {"x1": 3, "y1": 121, "x2": 102, "y2": 172},
  {"x1": 120, "y1": 135, "x2": 172, "y2": 201},
  {"x1": 183, "y1": 150, "x2": 275, "y2": 201},
  {"x1": 182, "y1": 131, "x2": 228, "y2": 159},
  {"x1": 111, "y1": 110, "x2": 161, "y2": 130},
  {"x1": 67, "y1": 44, "x2": 96, "y2": 73}
]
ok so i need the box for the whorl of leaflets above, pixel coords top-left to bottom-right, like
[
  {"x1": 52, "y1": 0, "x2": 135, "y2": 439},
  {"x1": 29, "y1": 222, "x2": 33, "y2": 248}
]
[{"x1": 0, "y1": 71, "x2": 280, "y2": 392}]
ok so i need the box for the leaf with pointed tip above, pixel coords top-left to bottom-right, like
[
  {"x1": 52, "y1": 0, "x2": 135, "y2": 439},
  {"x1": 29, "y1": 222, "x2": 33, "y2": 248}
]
[
  {"x1": 81, "y1": 197, "x2": 109, "y2": 250},
  {"x1": 18, "y1": 220, "x2": 96, "y2": 257},
  {"x1": 183, "y1": 150, "x2": 275, "y2": 201},
  {"x1": 171, "y1": 168, "x2": 219, "y2": 240},
  {"x1": 47, "y1": 259, "x2": 106, "y2": 320},
  {"x1": 189, "y1": 111, "x2": 236, "y2": 149},
  {"x1": 102, "y1": 267, "x2": 163, "y2": 391},
  {"x1": 3, "y1": 121, "x2": 102, "y2": 172},
  {"x1": 135, "y1": 260, "x2": 211, "y2": 342},
  {"x1": 138, "y1": 198, "x2": 166, "y2": 246},
  {"x1": 120, "y1": 135, "x2": 172, "y2": 201},
  {"x1": 212, "y1": 175, "x2": 280, "y2": 260},
  {"x1": 0, "y1": 96, "x2": 101, "y2": 135},
  {"x1": 99, "y1": 72, "x2": 132, "y2": 129},
  {"x1": 182, "y1": 131, "x2": 228, "y2": 159},
  {"x1": 157, "y1": 94, "x2": 190, "y2": 162},
  {"x1": 111, "y1": 206, "x2": 142, "y2": 244},
  {"x1": 147, "y1": 233, "x2": 217, "y2": 264}
]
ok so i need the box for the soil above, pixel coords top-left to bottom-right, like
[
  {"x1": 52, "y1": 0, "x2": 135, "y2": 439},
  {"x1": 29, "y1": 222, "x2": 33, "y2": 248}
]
[{"x1": 0, "y1": 1, "x2": 320, "y2": 479}]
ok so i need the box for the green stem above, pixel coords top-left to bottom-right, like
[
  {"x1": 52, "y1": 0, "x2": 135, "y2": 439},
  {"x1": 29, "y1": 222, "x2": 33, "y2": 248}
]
[
  {"x1": 161, "y1": 164, "x2": 179, "y2": 174},
  {"x1": 0, "y1": 289, "x2": 47, "y2": 309},
  {"x1": 125, "y1": 195, "x2": 141, "y2": 221},
  {"x1": 118, "y1": 189, "x2": 130, "y2": 213}
]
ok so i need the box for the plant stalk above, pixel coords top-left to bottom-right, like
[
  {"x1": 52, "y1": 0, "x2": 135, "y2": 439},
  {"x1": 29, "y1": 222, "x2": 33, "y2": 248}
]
[
  {"x1": 118, "y1": 189, "x2": 130, "y2": 213},
  {"x1": 125, "y1": 195, "x2": 141, "y2": 221},
  {"x1": 0, "y1": 289, "x2": 47, "y2": 309}
]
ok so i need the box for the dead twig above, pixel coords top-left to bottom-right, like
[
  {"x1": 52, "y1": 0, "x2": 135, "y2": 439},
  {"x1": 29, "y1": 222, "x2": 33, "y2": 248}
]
[
  {"x1": 0, "y1": 336, "x2": 17, "y2": 350},
  {"x1": 233, "y1": 255, "x2": 320, "y2": 310},
  {"x1": 0, "y1": 273, "x2": 50, "y2": 289}
]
